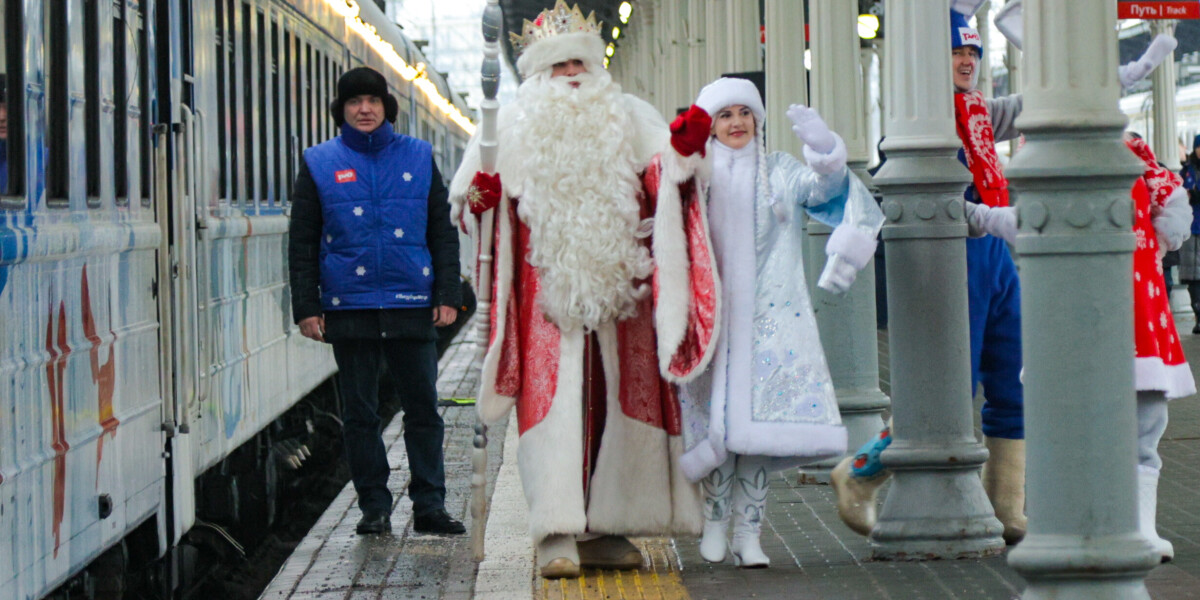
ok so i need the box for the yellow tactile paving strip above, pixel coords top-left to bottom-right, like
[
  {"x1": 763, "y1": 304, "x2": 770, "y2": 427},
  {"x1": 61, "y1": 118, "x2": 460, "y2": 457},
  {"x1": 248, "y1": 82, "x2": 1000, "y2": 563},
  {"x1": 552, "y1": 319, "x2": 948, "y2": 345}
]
[{"x1": 536, "y1": 538, "x2": 692, "y2": 600}]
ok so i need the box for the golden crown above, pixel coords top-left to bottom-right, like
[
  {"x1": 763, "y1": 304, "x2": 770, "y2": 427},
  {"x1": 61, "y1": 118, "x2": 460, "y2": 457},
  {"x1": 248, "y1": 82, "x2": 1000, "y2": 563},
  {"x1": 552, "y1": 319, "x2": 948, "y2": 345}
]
[{"x1": 509, "y1": 0, "x2": 603, "y2": 55}]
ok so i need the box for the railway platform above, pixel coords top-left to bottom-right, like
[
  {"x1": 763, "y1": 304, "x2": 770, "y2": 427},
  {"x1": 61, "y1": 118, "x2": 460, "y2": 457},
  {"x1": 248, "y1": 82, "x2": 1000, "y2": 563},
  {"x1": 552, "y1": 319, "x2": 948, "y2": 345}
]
[{"x1": 259, "y1": 318, "x2": 1200, "y2": 600}]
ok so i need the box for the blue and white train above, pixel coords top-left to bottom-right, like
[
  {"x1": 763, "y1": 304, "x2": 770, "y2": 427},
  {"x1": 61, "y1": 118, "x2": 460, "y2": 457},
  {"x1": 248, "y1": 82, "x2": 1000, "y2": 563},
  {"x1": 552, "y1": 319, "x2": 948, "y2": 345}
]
[{"x1": 0, "y1": 0, "x2": 473, "y2": 597}]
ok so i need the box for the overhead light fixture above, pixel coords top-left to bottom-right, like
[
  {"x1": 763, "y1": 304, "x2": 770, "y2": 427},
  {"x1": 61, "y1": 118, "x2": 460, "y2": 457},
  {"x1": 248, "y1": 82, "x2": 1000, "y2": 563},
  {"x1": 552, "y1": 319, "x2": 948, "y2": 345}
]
[
  {"x1": 604, "y1": 57, "x2": 611, "y2": 69},
  {"x1": 619, "y1": 2, "x2": 633, "y2": 24},
  {"x1": 612, "y1": 26, "x2": 621, "y2": 40},
  {"x1": 605, "y1": 43, "x2": 615, "y2": 57},
  {"x1": 857, "y1": 14, "x2": 879, "y2": 40}
]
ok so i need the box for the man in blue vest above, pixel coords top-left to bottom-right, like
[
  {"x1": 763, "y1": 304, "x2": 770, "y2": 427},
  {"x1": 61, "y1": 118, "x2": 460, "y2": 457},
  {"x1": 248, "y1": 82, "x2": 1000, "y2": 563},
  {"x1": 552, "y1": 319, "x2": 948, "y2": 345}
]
[{"x1": 288, "y1": 66, "x2": 464, "y2": 535}]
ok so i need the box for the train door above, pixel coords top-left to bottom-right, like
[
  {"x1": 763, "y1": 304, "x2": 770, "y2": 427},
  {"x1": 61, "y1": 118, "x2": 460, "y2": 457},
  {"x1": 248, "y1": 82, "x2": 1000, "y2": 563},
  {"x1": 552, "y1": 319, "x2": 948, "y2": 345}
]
[{"x1": 151, "y1": 0, "x2": 200, "y2": 548}]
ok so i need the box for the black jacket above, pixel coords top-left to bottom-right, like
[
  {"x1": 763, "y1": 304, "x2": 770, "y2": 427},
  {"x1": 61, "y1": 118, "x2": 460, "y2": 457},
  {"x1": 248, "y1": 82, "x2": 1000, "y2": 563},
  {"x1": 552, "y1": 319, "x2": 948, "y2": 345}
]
[{"x1": 288, "y1": 156, "x2": 461, "y2": 342}]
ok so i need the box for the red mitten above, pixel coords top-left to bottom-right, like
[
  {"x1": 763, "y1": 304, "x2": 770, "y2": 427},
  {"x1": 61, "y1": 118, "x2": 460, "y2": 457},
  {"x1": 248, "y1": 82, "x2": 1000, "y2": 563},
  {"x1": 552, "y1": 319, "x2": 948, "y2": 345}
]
[
  {"x1": 468, "y1": 171, "x2": 502, "y2": 215},
  {"x1": 670, "y1": 105, "x2": 712, "y2": 158}
]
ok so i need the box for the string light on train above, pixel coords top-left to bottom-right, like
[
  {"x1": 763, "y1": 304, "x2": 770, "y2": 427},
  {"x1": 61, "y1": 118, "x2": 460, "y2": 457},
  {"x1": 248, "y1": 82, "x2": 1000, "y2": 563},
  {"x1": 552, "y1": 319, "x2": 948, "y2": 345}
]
[
  {"x1": 619, "y1": 2, "x2": 632, "y2": 24},
  {"x1": 326, "y1": 0, "x2": 476, "y2": 134}
]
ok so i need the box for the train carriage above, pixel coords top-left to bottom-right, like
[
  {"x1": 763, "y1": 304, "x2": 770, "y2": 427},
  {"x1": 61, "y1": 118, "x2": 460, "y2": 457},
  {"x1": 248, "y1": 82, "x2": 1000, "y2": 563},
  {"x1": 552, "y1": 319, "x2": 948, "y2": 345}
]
[{"x1": 0, "y1": 1, "x2": 473, "y2": 598}]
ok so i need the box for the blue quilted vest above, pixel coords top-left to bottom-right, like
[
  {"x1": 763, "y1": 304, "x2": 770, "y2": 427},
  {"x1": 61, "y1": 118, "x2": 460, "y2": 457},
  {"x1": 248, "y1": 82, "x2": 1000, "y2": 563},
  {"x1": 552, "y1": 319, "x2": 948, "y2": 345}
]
[{"x1": 305, "y1": 121, "x2": 435, "y2": 311}]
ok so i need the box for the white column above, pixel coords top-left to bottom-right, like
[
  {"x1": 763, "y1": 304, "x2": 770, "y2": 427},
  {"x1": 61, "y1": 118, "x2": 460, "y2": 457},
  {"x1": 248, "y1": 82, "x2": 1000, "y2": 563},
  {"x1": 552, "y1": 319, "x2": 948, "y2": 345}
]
[
  {"x1": 977, "y1": 2, "x2": 993, "y2": 98},
  {"x1": 764, "y1": 0, "x2": 806, "y2": 156},
  {"x1": 705, "y1": 0, "x2": 728, "y2": 80},
  {"x1": 726, "y1": 0, "x2": 761, "y2": 73},
  {"x1": 685, "y1": 0, "x2": 708, "y2": 96},
  {"x1": 868, "y1": 0, "x2": 1004, "y2": 560},
  {"x1": 1005, "y1": 1, "x2": 1158, "y2": 597},
  {"x1": 1150, "y1": 20, "x2": 1179, "y2": 165},
  {"x1": 801, "y1": 0, "x2": 890, "y2": 483}
]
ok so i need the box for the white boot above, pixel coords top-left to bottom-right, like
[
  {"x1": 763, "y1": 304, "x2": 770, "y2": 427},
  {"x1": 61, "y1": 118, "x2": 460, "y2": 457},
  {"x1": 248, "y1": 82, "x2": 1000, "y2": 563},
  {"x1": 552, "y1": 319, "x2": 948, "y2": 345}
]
[
  {"x1": 537, "y1": 533, "x2": 581, "y2": 579},
  {"x1": 730, "y1": 457, "x2": 770, "y2": 568},
  {"x1": 982, "y1": 437, "x2": 1028, "y2": 545},
  {"x1": 699, "y1": 459, "x2": 734, "y2": 563},
  {"x1": 1137, "y1": 465, "x2": 1175, "y2": 563},
  {"x1": 830, "y1": 455, "x2": 891, "y2": 536}
]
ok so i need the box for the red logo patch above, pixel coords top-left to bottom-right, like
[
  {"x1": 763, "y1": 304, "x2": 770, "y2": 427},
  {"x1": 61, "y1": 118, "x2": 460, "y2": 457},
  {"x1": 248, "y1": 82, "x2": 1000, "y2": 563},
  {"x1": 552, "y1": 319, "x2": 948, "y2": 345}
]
[{"x1": 335, "y1": 169, "x2": 357, "y2": 183}]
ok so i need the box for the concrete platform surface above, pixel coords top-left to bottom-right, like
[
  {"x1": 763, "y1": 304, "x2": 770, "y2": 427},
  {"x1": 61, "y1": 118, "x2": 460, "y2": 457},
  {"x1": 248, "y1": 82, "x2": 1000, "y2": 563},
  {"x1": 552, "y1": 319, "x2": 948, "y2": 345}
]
[{"x1": 260, "y1": 316, "x2": 1200, "y2": 599}]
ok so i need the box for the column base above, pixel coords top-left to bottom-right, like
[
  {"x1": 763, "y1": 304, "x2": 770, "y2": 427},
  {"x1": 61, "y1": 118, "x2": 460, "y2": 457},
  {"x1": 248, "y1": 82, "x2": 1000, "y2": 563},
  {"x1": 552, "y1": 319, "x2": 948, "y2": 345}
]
[
  {"x1": 1009, "y1": 533, "x2": 1158, "y2": 600},
  {"x1": 869, "y1": 468, "x2": 1005, "y2": 560}
]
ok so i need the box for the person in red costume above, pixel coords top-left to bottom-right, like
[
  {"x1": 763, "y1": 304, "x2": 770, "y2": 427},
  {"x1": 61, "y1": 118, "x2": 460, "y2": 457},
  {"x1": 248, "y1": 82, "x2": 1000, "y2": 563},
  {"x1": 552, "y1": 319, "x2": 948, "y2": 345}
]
[
  {"x1": 1124, "y1": 133, "x2": 1194, "y2": 563},
  {"x1": 449, "y1": 1, "x2": 720, "y2": 579}
]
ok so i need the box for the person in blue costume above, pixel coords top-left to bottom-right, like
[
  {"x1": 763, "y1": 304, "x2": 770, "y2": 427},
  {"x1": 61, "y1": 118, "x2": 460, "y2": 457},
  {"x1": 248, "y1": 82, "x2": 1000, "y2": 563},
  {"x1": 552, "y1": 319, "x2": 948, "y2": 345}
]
[{"x1": 1177, "y1": 134, "x2": 1200, "y2": 334}]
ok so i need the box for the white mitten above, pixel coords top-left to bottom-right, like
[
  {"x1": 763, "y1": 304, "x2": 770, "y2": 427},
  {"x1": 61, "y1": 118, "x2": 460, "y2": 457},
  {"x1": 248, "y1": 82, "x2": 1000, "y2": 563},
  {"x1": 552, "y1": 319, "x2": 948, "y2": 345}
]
[
  {"x1": 1119, "y1": 34, "x2": 1177, "y2": 90},
  {"x1": 965, "y1": 202, "x2": 1018, "y2": 244},
  {"x1": 787, "y1": 104, "x2": 836, "y2": 154},
  {"x1": 818, "y1": 224, "x2": 878, "y2": 295},
  {"x1": 818, "y1": 255, "x2": 859, "y2": 294}
]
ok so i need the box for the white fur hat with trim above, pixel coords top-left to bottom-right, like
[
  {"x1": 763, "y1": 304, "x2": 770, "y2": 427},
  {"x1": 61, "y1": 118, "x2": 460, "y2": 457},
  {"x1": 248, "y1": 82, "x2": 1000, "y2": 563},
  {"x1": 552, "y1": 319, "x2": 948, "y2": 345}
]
[
  {"x1": 515, "y1": 31, "x2": 606, "y2": 79},
  {"x1": 694, "y1": 77, "x2": 765, "y2": 121},
  {"x1": 510, "y1": 1, "x2": 607, "y2": 78}
]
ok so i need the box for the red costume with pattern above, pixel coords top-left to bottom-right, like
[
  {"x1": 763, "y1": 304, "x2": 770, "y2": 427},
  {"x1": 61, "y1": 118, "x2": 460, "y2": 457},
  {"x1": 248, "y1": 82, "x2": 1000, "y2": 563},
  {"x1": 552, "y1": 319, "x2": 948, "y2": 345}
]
[
  {"x1": 450, "y1": 69, "x2": 719, "y2": 544},
  {"x1": 1127, "y1": 137, "x2": 1195, "y2": 398}
]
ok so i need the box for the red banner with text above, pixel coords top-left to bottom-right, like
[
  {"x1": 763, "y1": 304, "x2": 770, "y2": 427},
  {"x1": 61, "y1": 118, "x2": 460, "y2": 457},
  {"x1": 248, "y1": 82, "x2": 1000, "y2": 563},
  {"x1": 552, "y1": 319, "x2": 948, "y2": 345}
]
[{"x1": 1119, "y1": 1, "x2": 1200, "y2": 19}]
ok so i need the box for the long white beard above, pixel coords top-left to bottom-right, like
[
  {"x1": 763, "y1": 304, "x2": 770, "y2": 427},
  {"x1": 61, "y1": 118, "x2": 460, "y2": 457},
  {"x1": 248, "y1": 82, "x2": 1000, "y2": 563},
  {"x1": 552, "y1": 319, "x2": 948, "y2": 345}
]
[{"x1": 507, "y1": 72, "x2": 653, "y2": 332}]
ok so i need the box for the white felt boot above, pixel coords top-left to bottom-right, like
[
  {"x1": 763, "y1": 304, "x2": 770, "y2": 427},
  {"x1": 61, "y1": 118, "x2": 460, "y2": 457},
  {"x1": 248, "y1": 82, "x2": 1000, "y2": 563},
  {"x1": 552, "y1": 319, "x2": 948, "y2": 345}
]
[
  {"x1": 830, "y1": 455, "x2": 891, "y2": 536},
  {"x1": 729, "y1": 458, "x2": 770, "y2": 568},
  {"x1": 982, "y1": 437, "x2": 1028, "y2": 545},
  {"x1": 699, "y1": 458, "x2": 735, "y2": 563},
  {"x1": 1138, "y1": 465, "x2": 1175, "y2": 563},
  {"x1": 537, "y1": 533, "x2": 581, "y2": 579}
]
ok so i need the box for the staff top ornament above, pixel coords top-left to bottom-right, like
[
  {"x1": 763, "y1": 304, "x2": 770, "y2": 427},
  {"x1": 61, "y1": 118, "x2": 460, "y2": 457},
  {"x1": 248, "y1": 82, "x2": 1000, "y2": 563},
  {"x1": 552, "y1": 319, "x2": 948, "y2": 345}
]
[{"x1": 508, "y1": 0, "x2": 608, "y2": 78}]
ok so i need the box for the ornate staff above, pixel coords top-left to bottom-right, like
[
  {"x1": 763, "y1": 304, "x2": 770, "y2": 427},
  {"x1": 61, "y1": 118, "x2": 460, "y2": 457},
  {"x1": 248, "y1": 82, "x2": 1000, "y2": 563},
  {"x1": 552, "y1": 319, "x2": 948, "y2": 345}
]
[{"x1": 471, "y1": 0, "x2": 503, "y2": 563}]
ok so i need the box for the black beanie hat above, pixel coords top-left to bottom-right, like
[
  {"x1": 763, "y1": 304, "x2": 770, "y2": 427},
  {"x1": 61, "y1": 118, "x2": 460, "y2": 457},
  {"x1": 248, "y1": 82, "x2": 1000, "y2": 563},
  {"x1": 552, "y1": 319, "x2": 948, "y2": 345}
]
[{"x1": 330, "y1": 66, "x2": 400, "y2": 127}]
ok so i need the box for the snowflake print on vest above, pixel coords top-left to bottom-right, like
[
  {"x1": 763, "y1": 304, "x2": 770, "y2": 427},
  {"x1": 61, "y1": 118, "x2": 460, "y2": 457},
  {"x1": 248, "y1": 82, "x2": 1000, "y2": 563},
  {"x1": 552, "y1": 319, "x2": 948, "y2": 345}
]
[{"x1": 954, "y1": 90, "x2": 1010, "y2": 207}]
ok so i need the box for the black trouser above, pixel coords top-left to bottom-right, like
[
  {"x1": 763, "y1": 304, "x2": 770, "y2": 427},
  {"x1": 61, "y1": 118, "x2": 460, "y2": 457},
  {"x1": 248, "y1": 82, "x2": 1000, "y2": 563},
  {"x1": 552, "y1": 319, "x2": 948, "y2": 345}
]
[
  {"x1": 331, "y1": 338, "x2": 445, "y2": 516},
  {"x1": 1188, "y1": 281, "x2": 1200, "y2": 317}
]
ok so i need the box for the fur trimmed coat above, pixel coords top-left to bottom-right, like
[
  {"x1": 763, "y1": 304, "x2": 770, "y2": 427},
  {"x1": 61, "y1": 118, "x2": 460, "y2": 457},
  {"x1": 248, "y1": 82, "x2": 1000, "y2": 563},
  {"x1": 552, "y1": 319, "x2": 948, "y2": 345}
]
[
  {"x1": 676, "y1": 141, "x2": 884, "y2": 482},
  {"x1": 449, "y1": 91, "x2": 720, "y2": 544}
]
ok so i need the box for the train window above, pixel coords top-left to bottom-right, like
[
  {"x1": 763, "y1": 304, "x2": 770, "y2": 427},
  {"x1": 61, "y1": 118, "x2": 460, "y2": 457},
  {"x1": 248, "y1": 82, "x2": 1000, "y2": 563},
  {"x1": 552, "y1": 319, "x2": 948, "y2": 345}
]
[
  {"x1": 138, "y1": 0, "x2": 149, "y2": 207},
  {"x1": 257, "y1": 8, "x2": 269, "y2": 208},
  {"x1": 227, "y1": 0, "x2": 242, "y2": 205},
  {"x1": 215, "y1": 0, "x2": 227, "y2": 201},
  {"x1": 283, "y1": 28, "x2": 293, "y2": 202},
  {"x1": 113, "y1": 0, "x2": 127, "y2": 203},
  {"x1": 272, "y1": 19, "x2": 283, "y2": 206},
  {"x1": 180, "y1": 0, "x2": 193, "y2": 109},
  {"x1": 242, "y1": 1, "x2": 254, "y2": 209},
  {"x1": 0, "y1": 0, "x2": 25, "y2": 207},
  {"x1": 45, "y1": 0, "x2": 69, "y2": 206},
  {"x1": 304, "y1": 43, "x2": 312, "y2": 152},
  {"x1": 84, "y1": 0, "x2": 101, "y2": 205}
]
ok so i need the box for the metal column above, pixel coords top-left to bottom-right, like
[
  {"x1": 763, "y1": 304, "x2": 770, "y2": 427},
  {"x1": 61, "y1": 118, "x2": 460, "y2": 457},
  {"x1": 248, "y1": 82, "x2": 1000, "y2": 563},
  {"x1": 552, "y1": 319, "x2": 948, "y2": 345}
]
[
  {"x1": 1005, "y1": 1, "x2": 1158, "y2": 597},
  {"x1": 868, "y1": 1, "x2": 1004, "y2": 560},
  {"x1": 803, "y1": 0, "x2": 890, "y2": 482}
]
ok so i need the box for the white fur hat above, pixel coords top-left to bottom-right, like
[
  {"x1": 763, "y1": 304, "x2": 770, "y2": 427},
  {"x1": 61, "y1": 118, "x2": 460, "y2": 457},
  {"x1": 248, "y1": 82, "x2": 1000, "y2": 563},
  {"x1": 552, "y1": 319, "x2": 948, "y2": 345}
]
[
  {"x1": 514, "y1": 31, "x2": 606, "y2": 79},
  {"x1": 694, "y1": 77, "x2": 765, "y2": 121}
]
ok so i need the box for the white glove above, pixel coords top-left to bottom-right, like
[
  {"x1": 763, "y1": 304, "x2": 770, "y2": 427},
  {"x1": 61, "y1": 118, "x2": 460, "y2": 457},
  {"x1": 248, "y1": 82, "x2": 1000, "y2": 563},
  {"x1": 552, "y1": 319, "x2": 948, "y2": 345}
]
[
  {"x1": 965, "y1": 202, "x2": 1018, "y2": 244},
  {"x1": 1119, "y1": 34, "x2": 1177, "y2": 90},
  {"x1": 818, "y1": 255, "x2": 860, "y2": 295},
  {"x1": 786, "y1": 104, "x2": 836, "y2": 154},
  {"x1": 818, "y1": 223, "x2": 878, "y2": 295}
]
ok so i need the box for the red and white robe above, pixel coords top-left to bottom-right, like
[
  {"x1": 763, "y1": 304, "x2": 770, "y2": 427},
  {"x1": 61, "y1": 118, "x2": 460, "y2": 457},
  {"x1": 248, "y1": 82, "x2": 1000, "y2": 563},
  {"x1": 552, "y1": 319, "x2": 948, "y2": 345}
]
[{"x1": 473, "y1": 154, "x2": 719, "y2": 543}]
